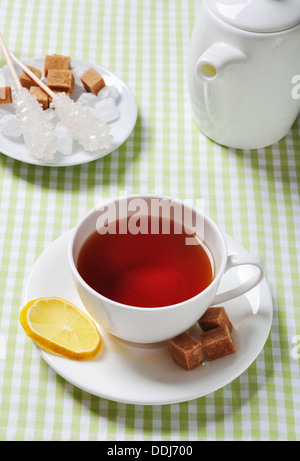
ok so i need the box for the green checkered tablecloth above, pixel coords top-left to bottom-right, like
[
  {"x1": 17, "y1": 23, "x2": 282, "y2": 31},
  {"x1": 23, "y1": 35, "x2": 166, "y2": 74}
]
[{"x1": 0, "y1": 0, "x2": 299, "y2": 441}]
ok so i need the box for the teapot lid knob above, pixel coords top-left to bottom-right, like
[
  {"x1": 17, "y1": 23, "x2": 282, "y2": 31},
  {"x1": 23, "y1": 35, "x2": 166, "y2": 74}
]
[{"x1": 207, "y1": 0, "x2": 300, "y2": 33}]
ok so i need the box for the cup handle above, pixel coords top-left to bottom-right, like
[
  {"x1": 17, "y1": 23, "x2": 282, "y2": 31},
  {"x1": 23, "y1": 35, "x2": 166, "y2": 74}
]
[{"x1": 211, "y1": 253, "x2": 265, "y2": 305}]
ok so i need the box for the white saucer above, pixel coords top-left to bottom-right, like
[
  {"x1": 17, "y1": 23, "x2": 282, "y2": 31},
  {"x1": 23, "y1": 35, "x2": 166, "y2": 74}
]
[
  {"x1": 0, "y1": 58, "x2": 137, "y2": 166},
  {"x1": 24, "y1": 230, "x2": 273, "y2": 405}
]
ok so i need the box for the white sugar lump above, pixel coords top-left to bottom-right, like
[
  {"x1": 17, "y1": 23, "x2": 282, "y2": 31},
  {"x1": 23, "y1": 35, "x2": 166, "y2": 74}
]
[
  {"x1": 0, "y1": 104, "x2": 14, "y2": 118},
  {"x1": 77, "y1": 92, "x2": 99, "y2": 107},
  {"x1": 0, "y1": 114, "x2": 22, "y2": 137},
  {"x1": 44, "y1": 107, "x2": 59, "y2": 124},
  {"x1": 53, "y1": 92, "x2": 112, "y2": 152},
  {"x1": 13, "y1": 87, "x2": 57, "y2": 160},
  {"x1": 95, "y1": 97, "x2": 119, "y2": 122},
  {"x1": 53, "y1": 122, "x2": 73, "y2": 156},
  {"x1": 98, "y1": 85, "x2": 120, "y2": 101}
]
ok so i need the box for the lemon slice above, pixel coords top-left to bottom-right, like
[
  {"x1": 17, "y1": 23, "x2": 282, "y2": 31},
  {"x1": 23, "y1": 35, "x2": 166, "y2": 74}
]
[{"x1": 20, "y1": 297, "x2": 101, "y2": 360}]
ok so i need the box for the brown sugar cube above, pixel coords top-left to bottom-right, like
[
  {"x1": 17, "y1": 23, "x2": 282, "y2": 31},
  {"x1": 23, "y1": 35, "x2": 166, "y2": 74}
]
[
  {"x1": 44, "y1": 54, "x2": 71, "y2": 77},
  {"x1": 200, "y1": 325, "x2": 235, "y2": 361},
  {"x1": 169, "y1": 332, "x2": 204, "y2": 370},
  {"x1": 47, "y1": 69, "x2": 74, "y2": 94},
  {"x1": 0, "y1": 86, "x2": 12, "y2": 103},
  {"x1": 198, "y1": 306, "x2": 233, "y2": 332},
  {"x1": 19, "y1": 65, "x2": 42, "y2": 89},
  {"x1": 29, "y1": 87, "x2": 49, "y2": 110},
  {"x1": 80, "y1": 67, "x2": 105, "y2": 95}
]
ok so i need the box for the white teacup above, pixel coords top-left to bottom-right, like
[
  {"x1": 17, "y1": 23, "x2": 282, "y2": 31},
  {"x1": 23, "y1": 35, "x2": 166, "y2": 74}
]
[{"x1": 68, "y1": 195, "x2": 265, "y2": 343}]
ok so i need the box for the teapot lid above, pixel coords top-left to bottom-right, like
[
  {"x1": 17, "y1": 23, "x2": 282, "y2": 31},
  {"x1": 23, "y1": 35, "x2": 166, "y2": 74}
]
[{"x1": 207, "y1": 0, "x2": 300, "y2": 33}]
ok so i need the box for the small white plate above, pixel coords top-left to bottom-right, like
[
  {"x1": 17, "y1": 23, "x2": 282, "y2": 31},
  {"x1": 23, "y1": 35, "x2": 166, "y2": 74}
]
[
  {"x1": 24, "y1": 230, "x2": 273, "y2": 405},
  {"x1": 0, "y1": 58, "x2": 137, "y2": 166}
]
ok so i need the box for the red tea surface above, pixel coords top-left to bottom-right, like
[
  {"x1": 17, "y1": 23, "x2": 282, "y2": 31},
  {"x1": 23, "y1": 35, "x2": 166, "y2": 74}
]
[{"x1": 76, "y1": 217, "x2": 213, "y2": 307}]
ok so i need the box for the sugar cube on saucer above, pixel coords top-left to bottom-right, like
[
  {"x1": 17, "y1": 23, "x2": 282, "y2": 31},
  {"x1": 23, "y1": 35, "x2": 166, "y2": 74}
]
[
  {"x1": 0, "y1": 86, "x2": 12, "y2": 103},
  {"x1": 19, "y1": 65, "x2": 42, "y2": 89},
  {"x1": 47, "y1": 69, "x2": 74, "y2": 94},
  {"x1": 200, "y1": 324, "x2": 235, "y2": 361},
  {"x1": 80, "y1": 67, "x2": 106, "y2": 95},
  {"x1": 198, "y1": 306, "x2": 233, "y2": 332},
  {"x1": 169, "y1": 332, "x2": 204, "y2": 370},
  {"x1": 30, "y1": 86, "x2": 49, "y2": 110},
  {"x1": 44, "y1": 54, "x2": 71, "y2": 77}
]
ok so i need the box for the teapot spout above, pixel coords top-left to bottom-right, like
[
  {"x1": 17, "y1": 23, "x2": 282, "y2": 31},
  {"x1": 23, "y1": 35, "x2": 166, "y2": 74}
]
[{"x1": 195, "y1": 42, "x2": 247, "y2": 81}]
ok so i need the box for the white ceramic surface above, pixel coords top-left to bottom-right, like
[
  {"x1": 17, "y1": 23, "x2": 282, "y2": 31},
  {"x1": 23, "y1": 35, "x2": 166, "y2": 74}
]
[
  {"x1": 187, "y1": 0, "x2": 300, "y2": 150},
  {"x1": 24, "y1": 229, "x2": 273, "y2": 405},
  {"x1": 68, "y1": 195, "x2": 265, "y2": 343},
  {"x1": 0, "y1": 58, "x2": 137, "y2": 166},
  {"x1": 208, "y1": 0, "x2": 300, "y2": 33}
]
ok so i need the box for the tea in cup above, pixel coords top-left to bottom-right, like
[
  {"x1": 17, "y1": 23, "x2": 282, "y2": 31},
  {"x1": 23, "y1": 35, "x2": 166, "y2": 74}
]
[{"x1": 69, "y1": 195, "x2": 265, "y2": 343}]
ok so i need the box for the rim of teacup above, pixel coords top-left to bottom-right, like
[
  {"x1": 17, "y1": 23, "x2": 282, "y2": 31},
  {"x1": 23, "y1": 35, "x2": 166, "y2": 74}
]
[{"x1": 68, "y1": 193, "x2": 228, "y2": 312}]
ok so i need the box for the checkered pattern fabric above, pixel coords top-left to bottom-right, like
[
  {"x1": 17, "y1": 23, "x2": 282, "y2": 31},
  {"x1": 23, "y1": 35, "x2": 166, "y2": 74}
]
[{"x1": 0, "y1": 0, "x2": 299, "y2": 441}]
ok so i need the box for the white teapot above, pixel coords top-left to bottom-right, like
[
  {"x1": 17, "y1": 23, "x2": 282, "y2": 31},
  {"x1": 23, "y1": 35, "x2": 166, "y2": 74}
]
[{"x1": 187, "y1": 0, "x2": 300, "y2": 150}]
